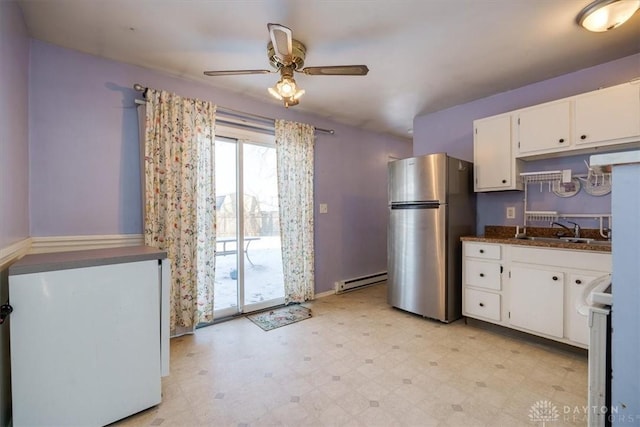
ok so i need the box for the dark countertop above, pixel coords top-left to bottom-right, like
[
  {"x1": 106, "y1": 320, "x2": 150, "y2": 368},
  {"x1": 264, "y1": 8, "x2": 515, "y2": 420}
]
[
  {"x1": 460, "y1": 236, "x2": 611, "y2": 253},
  {"x1": 9, "y1": 246, "x2": 168, "y2": 275}
]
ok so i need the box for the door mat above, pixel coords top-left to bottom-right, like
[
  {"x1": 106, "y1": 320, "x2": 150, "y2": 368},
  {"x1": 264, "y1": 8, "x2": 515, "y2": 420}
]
[{"x1": 246, "y1": 305, "x2": 312, "y2": 331}]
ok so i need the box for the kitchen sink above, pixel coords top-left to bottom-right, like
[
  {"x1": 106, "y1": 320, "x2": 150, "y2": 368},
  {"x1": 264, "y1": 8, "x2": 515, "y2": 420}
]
[
  {"x1": 515, "y1": 236, "x2": 611, "y2": 246},
  {"x1": 516, "y1": 236, "x2": 564, "y2": 243}
]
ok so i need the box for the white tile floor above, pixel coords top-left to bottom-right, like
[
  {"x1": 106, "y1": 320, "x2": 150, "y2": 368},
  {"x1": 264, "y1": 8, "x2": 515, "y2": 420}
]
[{"x1": 116, "y1": 284, "x2": 589, "y2": 426}]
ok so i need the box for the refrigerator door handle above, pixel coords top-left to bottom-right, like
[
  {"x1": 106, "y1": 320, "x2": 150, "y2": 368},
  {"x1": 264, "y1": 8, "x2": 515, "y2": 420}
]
[{"x1": 391, "y1": 202, "x2": 440, "y2": 209}]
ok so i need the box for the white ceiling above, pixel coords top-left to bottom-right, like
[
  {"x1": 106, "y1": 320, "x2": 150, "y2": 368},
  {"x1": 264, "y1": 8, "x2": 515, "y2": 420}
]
[{"x1": 17, "y1": 0, "x2": 640, "y2": 139}]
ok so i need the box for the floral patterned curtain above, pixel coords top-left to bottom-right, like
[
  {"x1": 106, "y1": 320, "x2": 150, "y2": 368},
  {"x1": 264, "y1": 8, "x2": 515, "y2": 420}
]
[
  {"x1": 143, "y1": 89, "x2": 216, "y2": 334},
  {"x1": 274, "y1": 119, "x2": 315, "y2": 303}
]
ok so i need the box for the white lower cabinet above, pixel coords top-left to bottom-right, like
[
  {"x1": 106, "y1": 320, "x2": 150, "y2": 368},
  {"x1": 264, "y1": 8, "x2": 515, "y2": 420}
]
[
  {"x1": 509, "y1": 266, "x2": 564, "y2": 338},
  {"x1": 462, "y1": 241, "x2": 611, "y2": 348},
  {"x1": 8, "y1": 247, "x2": 171, "y2": 427}
]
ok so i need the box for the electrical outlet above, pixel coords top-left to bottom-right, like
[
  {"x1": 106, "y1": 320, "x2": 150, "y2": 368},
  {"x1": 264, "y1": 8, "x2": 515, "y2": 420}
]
[
  {"x1": 506, "y1": 206, "x2": 516, "y2": 219},
  {"x1": 319, "y1": 203, "x2": 328, "y2": 214}
]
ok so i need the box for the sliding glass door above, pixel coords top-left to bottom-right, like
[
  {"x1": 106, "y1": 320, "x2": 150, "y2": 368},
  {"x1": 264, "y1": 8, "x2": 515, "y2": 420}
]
[{"x1": 209, "y1": 130, "x2": 285, "y2": 321}]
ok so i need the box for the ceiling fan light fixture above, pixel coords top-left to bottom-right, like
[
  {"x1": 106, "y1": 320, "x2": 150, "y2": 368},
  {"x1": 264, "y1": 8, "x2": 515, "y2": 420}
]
[
  {"x1": 276, "y1": 76, "x2": 298, "y2": 97},
  {"x1": 577, "y1": 0, "x2": 640, "y2": 32},
  {"x1": 269, "y1": 75, "x2": 305, "y2": 107}
]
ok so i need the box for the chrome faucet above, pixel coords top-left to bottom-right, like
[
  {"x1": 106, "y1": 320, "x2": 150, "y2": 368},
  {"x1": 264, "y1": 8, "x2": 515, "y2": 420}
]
[{"x1": 552, "y1": 221, "x2": 581, "y2": 238}]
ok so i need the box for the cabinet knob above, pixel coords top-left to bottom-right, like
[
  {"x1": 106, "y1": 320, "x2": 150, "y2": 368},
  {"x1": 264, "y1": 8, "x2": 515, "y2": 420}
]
[
  {"x1": 479, "y1": 249, "x2": 484, "y2": 254},
  {"x1": 559, "y1": 138, "x2": 565, "y2": 143},
  {"x1": 581, "y1": 135, "x2": 587, "y2": 140},
  {"x1": 501, "y1": 179, "x2": 507, "y2": 184},
  {"x1": 479, "y1": 302, "x2": 485, "y2": 307},
  {"x1": 552, "y1": 276, "x2": 559, "y2": 281},
  {"x1": 0, "y1": 304, "x2": 13, "y2": 325},
  {"x1": 575, "y1": 279, "x2": 582, "y2": 285},
  {"x1": 479, "y1": 273, "x2": 485, "y2": 277}
]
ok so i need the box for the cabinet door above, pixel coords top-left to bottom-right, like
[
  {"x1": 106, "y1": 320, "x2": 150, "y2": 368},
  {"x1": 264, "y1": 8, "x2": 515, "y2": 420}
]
[
  {"x1": 474, "y1": 114, "x2": 519, "y2": 191},
  {"x1": 9, "y1": 261, "x2": 161, "y2": 426},
  {"x1": 517, "y1": 101, "x2": 571, "y2": 155},
  {"x1": 510, "y1": 265, "x2": 564, "y2": 338},
  {"x1": 574, "y1": 83, "x2": 640, "y2": 147},
  {"x1": 566, "y1": 273, "x2": 602, "y2": 347}
]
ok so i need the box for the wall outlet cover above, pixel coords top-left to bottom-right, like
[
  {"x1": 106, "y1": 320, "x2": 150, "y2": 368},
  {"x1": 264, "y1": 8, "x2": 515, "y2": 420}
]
[
  {"x1": 506, "y1": 206, "x2": 516, "y2": 219},
  {"x1": 319, "y1": 203, "x2": 328, "y2": 214}
]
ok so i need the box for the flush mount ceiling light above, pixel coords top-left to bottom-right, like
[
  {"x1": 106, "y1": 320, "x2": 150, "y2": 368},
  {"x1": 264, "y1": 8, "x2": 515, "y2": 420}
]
[{"x1": 577, "y1": 0, "x2": 640, "y2": 32}]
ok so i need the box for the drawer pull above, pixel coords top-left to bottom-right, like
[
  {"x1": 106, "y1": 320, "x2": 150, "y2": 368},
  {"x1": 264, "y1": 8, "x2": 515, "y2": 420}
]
[
  {"x1": 501, "y1": 179, "x2": 507, "y2": 184},
  {"x1": 552, "y1": 276, "x2": 559, "y2": 281},
  {"x1": 575, "y1": 279, "x2": 582, "y2": 285},
  {"x1": 479, "y1": 302, "x2": 484, "y2": 307},
  {"x1": 559, "y1": 138, "x2": 565, "y2": 143},
  {"x1": 479, "y1": 273, "x2": 485, "y2": 277},
  {"x1": 581, "y1": 134, "x2": 587, "y2": 140},
  {"x1": 479, "y1": 249, "x2": 485, "y2": 254}
]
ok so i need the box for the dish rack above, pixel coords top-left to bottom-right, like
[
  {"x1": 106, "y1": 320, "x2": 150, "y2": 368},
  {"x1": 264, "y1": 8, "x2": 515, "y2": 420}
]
[
  {"x1": 579, "y1": 160, "x2": 612, "y2": 196},
  {"x1": 520, "y1": 170, "x2": 612, "y2": 238}
]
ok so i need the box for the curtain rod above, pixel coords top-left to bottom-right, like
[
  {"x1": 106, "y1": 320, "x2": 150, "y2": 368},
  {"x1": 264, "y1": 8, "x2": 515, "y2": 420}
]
[{"x1": 133, "y1": 84, "x2": 335, "y2": 135}]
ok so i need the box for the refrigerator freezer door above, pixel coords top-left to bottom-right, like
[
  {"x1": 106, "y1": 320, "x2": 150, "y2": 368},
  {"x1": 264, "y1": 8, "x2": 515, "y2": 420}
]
[
  {"x1": 388, "y1": 203, "x2": 448, "y2": 320},
  {"x1": 389, "y1": 153, "x2": 447, "y2": 203}
]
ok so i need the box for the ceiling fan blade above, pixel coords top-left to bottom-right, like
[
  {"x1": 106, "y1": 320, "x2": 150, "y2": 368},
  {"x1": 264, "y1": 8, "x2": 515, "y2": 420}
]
[
  {"x1": 267, "y1": 23, "x2": 293, "y2": 62},
  {"x1": 299, "y1": 65, "x2": 370, "y2": 76},
  {"x1": 203, "y1": 69, "x2": 273, "y2": 76}
]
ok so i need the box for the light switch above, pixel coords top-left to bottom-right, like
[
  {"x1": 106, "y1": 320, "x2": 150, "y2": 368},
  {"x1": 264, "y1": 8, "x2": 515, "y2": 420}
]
[
  {"x1": 506, "y1": 206, "x2": 516, "y2": 219},
  {"x1": 319, "y1": 203, "x2": 328, "y2": 214}
]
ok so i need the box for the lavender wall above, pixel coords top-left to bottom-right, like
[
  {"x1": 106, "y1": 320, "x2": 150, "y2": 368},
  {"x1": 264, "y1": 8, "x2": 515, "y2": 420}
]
[
  {"x1": 28, "y1": 40, "x2": 411, "y2": 293},
  {"x1": 0, "y1": 2, "x2": 30, "y2": 425},
  {"x1": 0, "y1": 1, "x2": 30, "y2": 249},
  {"x1": 413, "y1": 53, "x2": 640, "y2": 233}
]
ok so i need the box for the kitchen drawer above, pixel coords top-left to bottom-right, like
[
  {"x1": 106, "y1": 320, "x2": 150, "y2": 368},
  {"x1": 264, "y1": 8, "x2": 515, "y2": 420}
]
[
  {"x1": 464, "y1": 242, "x2": 501, "y2": 260},
  {"x1": 464, "y1": 288, "x2": 501, "y2": 321},
  {"x1": 465, "y1": 259, "x2": 502, "y2": 290}
]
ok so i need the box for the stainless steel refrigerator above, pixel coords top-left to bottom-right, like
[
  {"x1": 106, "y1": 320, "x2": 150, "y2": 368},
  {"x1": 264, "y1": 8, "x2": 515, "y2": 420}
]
[{"x1": 388, "y1": 153, "x2": 475, "y2": 322}]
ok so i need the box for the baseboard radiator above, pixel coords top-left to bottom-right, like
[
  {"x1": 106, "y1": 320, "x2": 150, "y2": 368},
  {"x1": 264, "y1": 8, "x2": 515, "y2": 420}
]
[{"x1": 335, "y1": 271, "x2": 387, "y2": 293}]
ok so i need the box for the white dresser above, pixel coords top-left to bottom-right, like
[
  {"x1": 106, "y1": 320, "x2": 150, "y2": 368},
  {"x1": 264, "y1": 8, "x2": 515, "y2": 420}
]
[{"x1": 8, "y1": 246, "x2": 170, "y2": 426}]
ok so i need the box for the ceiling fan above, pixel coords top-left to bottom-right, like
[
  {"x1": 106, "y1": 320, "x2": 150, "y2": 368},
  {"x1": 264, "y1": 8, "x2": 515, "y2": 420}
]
[{"x1": 204, "y1": 23, "x2": 369, "y2": 107}]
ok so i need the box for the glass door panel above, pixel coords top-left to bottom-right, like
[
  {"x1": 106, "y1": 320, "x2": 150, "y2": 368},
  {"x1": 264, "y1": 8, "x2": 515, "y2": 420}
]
[
  {"x1": 213, "y1": 139, "x2": 239, "y2": 317},
  {"x1": 242, "y1": 143, "x2": 285, "y2": 311}
]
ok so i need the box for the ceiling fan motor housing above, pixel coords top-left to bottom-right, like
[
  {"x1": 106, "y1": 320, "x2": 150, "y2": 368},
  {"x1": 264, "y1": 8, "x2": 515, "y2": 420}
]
[{"x1": 267, "y1": 39, "x2": 306, "y2": 70}]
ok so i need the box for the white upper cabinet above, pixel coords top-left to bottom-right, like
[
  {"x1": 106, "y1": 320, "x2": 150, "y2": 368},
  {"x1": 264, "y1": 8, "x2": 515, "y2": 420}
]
[
  {"x1": 474, "y1": 82, "x2": 640, "y2": 189},
  {"x1": 574, "y1": 82, "x2": 640, "y2": 147},
  {"x1": 517, "y1": 100, "x2": 572, "y2": 156},
  {"x1": 473, "y1": 113, "x2": 523, "y2": 192}
]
